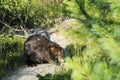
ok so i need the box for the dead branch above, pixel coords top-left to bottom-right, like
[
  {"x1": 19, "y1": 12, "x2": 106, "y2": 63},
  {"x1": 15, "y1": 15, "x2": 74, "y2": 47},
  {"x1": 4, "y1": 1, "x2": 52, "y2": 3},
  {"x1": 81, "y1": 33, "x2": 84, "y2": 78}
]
[
  {"x1": 14, "y1": 35, "x2": 27, "y2": 38},
  {"x1": 0, "y1": 18, "x2": 29, "y2": 38},
  {"x1": 17, "y1": 15, "x2": 29, "y2": 37},
  {"x1": 0, "y1": 20, "x2": 22, "y2": 32}
]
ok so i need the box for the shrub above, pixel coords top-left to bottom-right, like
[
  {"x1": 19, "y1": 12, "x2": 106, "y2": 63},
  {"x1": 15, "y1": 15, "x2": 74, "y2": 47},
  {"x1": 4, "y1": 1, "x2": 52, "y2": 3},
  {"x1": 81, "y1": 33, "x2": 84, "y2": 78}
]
[
  {"x1": 0, "y1": 0, "x2": 64, "y2": 29},
  {"x1": 37, "y1": 70, "x2": 72, "y2": 80},
  {"x1": 63, "y1": 25, "x2": 120, "y2": 80},
  {"x1": 0, "y1": 35, "x2": 25, "y2": 76},
  {"x1": 62, "y1": 0, "x2": 120, "y2": 79}
]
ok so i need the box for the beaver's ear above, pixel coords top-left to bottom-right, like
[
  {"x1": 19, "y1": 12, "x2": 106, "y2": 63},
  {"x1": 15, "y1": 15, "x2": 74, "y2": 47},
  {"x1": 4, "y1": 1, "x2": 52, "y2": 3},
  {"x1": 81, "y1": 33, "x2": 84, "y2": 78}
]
[{"x1": 49, "y1": 46, "x2": 58, "y2": 56}]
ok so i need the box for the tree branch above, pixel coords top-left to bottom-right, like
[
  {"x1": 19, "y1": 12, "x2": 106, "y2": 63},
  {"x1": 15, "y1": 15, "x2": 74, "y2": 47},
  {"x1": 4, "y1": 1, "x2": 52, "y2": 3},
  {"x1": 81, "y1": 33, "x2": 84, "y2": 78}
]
[
  {"x1": 0, "y1": 26, "x2": 5, "y2": 34},
  {"x1": 0, "y1": 20, "x2": 22, "y2": 31},
  {"x1": 16, "y1": 15, "x2": 29, "y2": 37},
  {"x1": 14, "y1": 35, "x2": 27, "y2": 38},
  {"x1": 0, "y1": 20, "x2": 29, "y2": 38}
]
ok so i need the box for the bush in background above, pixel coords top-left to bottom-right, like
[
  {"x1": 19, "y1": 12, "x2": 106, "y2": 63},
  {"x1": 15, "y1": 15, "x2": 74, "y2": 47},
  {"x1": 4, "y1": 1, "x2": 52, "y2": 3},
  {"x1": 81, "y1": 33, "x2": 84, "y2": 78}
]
[{"x1": 0, "y1": 0, "x2": 63, "y2": 30}]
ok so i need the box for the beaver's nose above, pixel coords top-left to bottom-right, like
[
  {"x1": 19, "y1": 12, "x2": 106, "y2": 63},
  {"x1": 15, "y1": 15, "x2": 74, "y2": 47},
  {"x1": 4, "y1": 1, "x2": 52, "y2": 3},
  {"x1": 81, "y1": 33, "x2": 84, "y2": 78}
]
[
  {"x1": 60, "y1": 59, "x2": 65, "y2": 63},
  {"x1": 60, "y1": 60, "x2": 65, "y2": 66},
  {"x1": 57, "y1": 55, "x2": 65, "y2": 64}
]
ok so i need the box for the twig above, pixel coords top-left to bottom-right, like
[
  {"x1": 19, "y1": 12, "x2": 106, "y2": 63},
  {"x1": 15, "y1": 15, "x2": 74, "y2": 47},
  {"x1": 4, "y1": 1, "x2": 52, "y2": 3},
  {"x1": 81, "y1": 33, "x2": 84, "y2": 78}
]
[
  {"x1": 0, "y1": 26, "x2": 5, "y2": 34},
  {"x1": 0, "y1": 20, "x2": 22, "y2": 31},
  {"x1": 14, "y1": 35, "x2": 27, "y2": 38}
]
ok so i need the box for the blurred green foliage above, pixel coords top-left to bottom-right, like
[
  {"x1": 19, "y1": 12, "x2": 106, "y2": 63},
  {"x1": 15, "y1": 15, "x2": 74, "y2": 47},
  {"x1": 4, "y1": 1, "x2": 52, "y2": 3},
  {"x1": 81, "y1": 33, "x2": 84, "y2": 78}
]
[
  {"x1": 62, "y1": 0, "x2": 120, "y2": 80},
  {"x1": 0, "y1": 35, "x2": 25, "y2": 76},
  {"x1": 37, "y1": 70, "x2": 72, "y2": 80}
]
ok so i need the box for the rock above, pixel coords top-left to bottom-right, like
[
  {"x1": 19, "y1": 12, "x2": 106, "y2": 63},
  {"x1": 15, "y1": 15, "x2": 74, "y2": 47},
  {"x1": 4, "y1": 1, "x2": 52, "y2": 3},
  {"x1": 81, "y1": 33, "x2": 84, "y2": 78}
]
[{"x1": 2, "y1": 64, "x2": 61, "y2": 80}]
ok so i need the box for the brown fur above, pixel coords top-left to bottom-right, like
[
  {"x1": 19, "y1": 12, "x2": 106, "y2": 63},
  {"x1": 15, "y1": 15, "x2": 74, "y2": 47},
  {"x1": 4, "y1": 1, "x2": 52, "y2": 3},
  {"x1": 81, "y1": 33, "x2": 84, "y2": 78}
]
[{"x1": 24, "y1": 34, "x2": 64, "y2": 67}]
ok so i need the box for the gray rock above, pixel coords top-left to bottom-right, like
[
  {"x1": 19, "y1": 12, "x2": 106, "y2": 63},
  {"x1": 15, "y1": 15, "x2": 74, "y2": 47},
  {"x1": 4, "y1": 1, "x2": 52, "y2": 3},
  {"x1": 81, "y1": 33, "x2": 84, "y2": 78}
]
[{"x1": 2, "y1": 64, "x2": 61, "y2": 80}]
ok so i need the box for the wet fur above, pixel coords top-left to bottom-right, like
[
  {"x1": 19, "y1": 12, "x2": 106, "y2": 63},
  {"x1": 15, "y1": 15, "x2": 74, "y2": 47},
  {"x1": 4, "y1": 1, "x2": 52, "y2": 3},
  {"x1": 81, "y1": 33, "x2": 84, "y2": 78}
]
[{"x1": 24, "y1": 34, "x2": 64, "y2": 67}]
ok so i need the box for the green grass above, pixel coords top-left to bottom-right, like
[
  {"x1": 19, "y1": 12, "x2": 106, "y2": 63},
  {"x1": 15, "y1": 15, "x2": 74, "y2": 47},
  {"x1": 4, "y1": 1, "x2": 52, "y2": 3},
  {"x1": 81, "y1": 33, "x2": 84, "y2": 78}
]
[
  {"x1": 0, "y1": 35, "x2": 25, "y2": 77},
  {"x1": 37, "y1": 70, "x2": 72, "y2": 80},
  {"x1": 62, "y1": 25, "x2": 120, "y2": 80}
]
